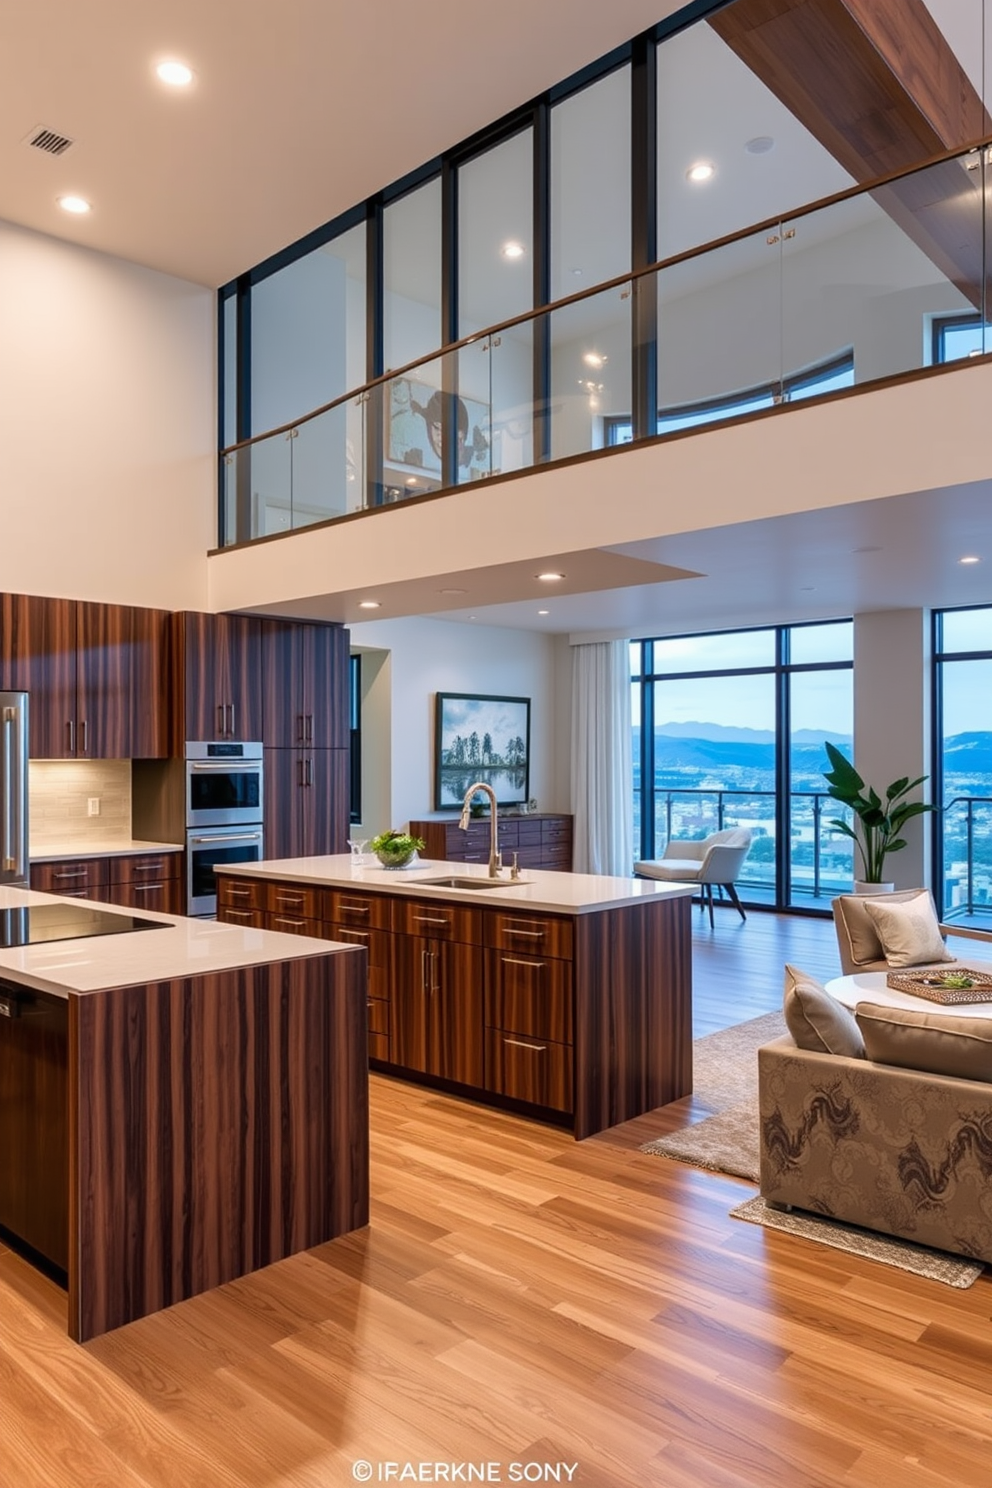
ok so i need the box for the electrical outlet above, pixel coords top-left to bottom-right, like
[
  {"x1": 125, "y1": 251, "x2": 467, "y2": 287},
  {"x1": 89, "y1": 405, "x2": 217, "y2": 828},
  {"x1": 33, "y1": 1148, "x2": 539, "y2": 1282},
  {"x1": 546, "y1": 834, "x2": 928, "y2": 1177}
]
[{"x1": 87, "y1": 797, "x2": 100, "y2": 817}]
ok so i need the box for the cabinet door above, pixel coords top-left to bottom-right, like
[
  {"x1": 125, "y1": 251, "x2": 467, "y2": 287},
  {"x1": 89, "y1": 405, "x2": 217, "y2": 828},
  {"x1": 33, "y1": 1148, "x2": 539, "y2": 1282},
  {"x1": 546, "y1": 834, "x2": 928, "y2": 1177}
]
[
  {"x1": 76, "y1": 601, "x2": 131, "y2": 759},
  {"x1": 0, "y1": 593, "x2": 76, "y2": 758},
  {"x1": 263, "y1": 748, "x2": 305, "y2": 859},
  {"x1": 260, "y1": 621, "x2": 306, "y2": 748},
  {"x1": 182, "y1": 613, "x2": 261, "y2": 741},
  {"x1": 304, "y1": 624, "x2": 350, "y2": 749},
  {"x1": 129, "y1": 606, "x2": 169, "y2": 758},
  {"x1": 106, "y1": 879, "x2": 178, "y2": 914},
  {"x1": 391, "y1": 933, "x2": 432, "y2": 1074},
  {"x1": 431, "y1": 940, "x2": 484, "y2": 1086},
  {"x1": 302, "y1": 749, "x2": 350, "y2": 857},
  {"x1": 0, "y1": 985, "x2": 68, "y2": 1270}
]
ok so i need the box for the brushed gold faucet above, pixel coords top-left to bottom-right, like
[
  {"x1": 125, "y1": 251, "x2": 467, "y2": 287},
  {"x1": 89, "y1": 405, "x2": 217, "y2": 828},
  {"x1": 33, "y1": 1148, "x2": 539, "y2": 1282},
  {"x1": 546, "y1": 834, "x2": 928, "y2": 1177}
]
[{"x1": 459, "y1": 781, "x2": 501, "y2": 877}]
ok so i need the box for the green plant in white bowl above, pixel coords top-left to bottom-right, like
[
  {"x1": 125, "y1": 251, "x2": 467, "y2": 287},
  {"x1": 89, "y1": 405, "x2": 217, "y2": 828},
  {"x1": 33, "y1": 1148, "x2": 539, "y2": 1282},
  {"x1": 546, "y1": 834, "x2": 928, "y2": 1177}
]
[{"x1": 369, "y1": 829, "x2": 425, "y2": 868}]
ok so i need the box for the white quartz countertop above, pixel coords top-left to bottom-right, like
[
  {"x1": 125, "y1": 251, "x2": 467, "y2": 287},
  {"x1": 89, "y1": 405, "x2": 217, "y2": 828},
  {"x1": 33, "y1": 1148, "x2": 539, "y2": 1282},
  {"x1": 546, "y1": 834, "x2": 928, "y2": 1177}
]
[
  {"x1": 0, "y1": 886, "x2": 355, "y2": 999},
  {"x1": 217, "y1": 854, "x2": 696, "y2": 914},
  {"x1": 30, "y1": 839, "x2": 183, "y2": 863}
]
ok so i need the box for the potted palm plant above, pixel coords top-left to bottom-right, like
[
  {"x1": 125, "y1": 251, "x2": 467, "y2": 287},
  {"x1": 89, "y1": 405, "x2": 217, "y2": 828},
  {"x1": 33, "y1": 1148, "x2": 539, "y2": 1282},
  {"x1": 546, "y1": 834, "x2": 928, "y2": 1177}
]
[{"x1": 822, "y1": 742, "x2": 937, "y2": 893}]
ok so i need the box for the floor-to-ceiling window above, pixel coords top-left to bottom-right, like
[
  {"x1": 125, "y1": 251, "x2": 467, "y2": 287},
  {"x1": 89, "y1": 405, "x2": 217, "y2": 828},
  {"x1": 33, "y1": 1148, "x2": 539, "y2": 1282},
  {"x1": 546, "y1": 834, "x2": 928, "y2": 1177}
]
[
  {"x1": 934, "y1": 605, "x2": 992, "y2": 928},
  {"x1": 631, "y1": 619, "x2": 853, "y2": 911}
]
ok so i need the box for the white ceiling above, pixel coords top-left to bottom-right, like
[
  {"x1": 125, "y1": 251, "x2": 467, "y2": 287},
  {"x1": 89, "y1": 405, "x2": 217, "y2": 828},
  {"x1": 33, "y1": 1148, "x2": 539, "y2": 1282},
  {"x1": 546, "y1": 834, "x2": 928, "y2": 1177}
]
[{"x1": 0, "y1": 0, "x2": 684, "y2": 288}]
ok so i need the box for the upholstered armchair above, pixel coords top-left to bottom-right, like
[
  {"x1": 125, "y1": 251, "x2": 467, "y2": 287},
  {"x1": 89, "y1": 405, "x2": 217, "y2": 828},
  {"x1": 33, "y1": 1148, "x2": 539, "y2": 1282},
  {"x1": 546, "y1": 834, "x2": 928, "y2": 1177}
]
[{"x1": 635, "y1": 827, "x2": 753, "y2": 927}]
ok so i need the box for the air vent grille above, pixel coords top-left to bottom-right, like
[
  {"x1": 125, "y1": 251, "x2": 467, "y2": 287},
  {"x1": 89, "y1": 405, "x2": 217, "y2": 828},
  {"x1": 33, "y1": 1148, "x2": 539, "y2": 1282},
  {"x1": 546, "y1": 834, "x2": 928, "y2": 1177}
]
[{"x1": 26, "y1": 127, "x2": 74, "y2": 157}]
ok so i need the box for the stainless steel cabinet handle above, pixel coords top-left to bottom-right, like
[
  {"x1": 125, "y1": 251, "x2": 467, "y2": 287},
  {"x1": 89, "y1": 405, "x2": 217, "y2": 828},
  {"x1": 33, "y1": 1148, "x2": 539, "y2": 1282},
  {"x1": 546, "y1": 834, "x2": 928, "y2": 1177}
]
[
  {"x1": 54, "y1": 869, "x2": 88, "y2": 879},
  {"x1": 189, "y1": 833, "x2": 260, "y2": 844},
  {"x1": 339, "y1": 901, "x2": 370, "y2": 914},
  {"x1": 503, "y1": 1038, "x2": 547, "y2": 1052},
  {"x1": 505, "y1": 928, "x2": 543, "y2": 938},
  {"x1": 80, "y1": 719, "x2": 87, "y2": 752},
  {"x1": 275, "y1": 893, "x2": 304, "y2": 907},
  {"x1": 133, "y1": 860, "x2": 164, "y2": 872},
  {"x1": 430, "y1": 949, "x2": 440, "y2": 994},
  {"x1": 305, "y1": 713, "x2": 313, "y2": 743},
  {"x1": 413, "y1": 915, "x2": 449, "y2": 926},
  {"x1": 337, "y1": 929, "x2": 369, "y2": 943},
  {"x1": 305, "y1": 756, "x2": 313, "y2": 786},
  {"x1": 503, "y1": 957, "x2": 546, "y2": 969},
  {"x1": 67, "y1": 720, "x2": 75, "y2": 753},
  {"x1": 217, "y1": 704, "x2": 225, "y2": 735},
  {"x1": 228, "y1": 703, "x2": 236, "y2": 736},
  {"x1": 421, "y1": 948, "x2": 429, "y2": 992},
  {"x1": 131, "y1": 883, "x2": 164, "y2": 893}
]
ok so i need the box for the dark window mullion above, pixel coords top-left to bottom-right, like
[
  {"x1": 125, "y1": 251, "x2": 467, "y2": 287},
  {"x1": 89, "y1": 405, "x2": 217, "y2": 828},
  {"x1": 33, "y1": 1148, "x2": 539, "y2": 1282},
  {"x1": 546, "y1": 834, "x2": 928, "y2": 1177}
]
[
  {"x1": 441, "y1": 158, "x2": 458, "y2": 488},
  {"x1": 234, "y1": 274, "x2": 252, "y2": 544},
  {"x1": 641, "y1": 640, "x2": 656, "y2": 860},
  {"x1": 533, "y1": 101, "x2": 551, "y2": 465},
  {"x1": 365, "y1": 201, "x2": 384, "y2": 509},
  {"x1": 630, "y1": 32, "x2": 657, "y2": 442},
  {"x1": 775, "y1": 628, "x2": 791, "y2": 909}
]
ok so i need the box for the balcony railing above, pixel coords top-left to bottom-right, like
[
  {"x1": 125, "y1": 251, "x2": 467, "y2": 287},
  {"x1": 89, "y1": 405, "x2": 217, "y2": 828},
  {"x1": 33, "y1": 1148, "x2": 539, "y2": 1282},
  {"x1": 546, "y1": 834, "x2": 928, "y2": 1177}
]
[
  {"x1": 941, "y1": 795, "x2": 992, "y2": 928},
  {"x1": 633, "y1": 785, "x2": 855, "y2": 907},
  {"x1": 219, "y1": 136, "x2": 992, "y2": 549}
]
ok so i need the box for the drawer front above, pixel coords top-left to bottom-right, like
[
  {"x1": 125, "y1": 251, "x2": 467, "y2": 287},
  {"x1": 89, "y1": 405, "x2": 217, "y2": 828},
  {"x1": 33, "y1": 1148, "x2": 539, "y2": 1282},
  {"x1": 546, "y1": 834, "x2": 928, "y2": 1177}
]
[
  {"x1": 31, "y1": 858, "x2": 107, "y2": 893},
  {"x1": 326, "y1": 889, "x2": 391, "y2": 930},
  {"x1": 486, "y1": 912, "x2": 573, "y2": 960},
  {"x1": 514, "y1": 846, "x2": 546, "y2": 869},
  {"x1": 265, "y1": 911, "x2": 325, "y2": 938},
  {"x1": 515, "y1": 820, "x2": 543, "y2": 845},
  {"x1": 216, "y1": 876, "x2": 265, "y2": 912},
  {"x1": 218, "y1": 905, "x2": 265, "y2": 929},
  {"x1": 109, "y1": 852, "x2": 182, "y2": 886},
  {"x1": 486, "y1": 950, "x2": 573, "y2": 1043},
  {"x1": 542, "y1": 844, "x2": 573, "y2": 871},
  {"x1": 367, "y1": 996, "x2": 390, "y2": 1036},
  {"x1": 484, "y1": 1028, "x2": 573, "y2": 1113},
  {"x1": 542, "y1": 818, "x2": 573, "y2": 844},
  {"x1": 265, "y1": 881, "x2": 321, "y2": 919},
  {"x1": 368, "y1": 1030, "x2": 391, "y2": 1063},
  {"x1": 47, "y1": 885, "x2": 113, "y2": 903},
  {"x1": 329, "y1": 924, "x2": 391, "y2": 1000},
  {"x1": 106, "y1": 879, "x2": 178, "y2": 915},
  {"x1": 393, "y1": 898, "x2": 482, "y2": 944}
]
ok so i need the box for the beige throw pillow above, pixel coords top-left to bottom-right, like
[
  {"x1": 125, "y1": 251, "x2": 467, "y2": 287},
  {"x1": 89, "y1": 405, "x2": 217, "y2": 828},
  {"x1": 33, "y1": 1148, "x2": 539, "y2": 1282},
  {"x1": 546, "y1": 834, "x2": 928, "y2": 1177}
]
[
  {"x1": 833, "y1": 888, "x2": 934, "y2": 969},
  {"x1": 862, "y1": 893, "x2": 953, "y2": 969},
  {"x1": 856, "y1": 1002, "x2": 992, "y2": 1083},
  {"x1": 783, "y1": 964, "x2": 865, "y2": 1058}
]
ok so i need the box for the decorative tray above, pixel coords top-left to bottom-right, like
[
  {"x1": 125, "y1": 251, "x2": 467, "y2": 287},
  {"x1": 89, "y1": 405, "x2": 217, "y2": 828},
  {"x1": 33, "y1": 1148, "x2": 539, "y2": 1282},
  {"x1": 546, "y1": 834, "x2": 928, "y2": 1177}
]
[{"x1": 885, "y1": 968, "x2": 992, "y2": 1004}]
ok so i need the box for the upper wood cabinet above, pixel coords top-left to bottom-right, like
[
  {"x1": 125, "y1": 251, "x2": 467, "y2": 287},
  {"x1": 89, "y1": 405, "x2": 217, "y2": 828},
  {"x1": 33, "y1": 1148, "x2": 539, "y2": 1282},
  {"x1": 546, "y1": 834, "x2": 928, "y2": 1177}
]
[
  {"x1": 259, "y1": 621, "x2": 349, "y2": 749},
  {"x1": 170, "y1": 611, "x2": 262, "y2": 746},
  {"x1": 0, "y1": 593, "x2": 168, "y2": 759},
  {"x1": 264, "y1": 747, "x2": 349, "y2": 860}
]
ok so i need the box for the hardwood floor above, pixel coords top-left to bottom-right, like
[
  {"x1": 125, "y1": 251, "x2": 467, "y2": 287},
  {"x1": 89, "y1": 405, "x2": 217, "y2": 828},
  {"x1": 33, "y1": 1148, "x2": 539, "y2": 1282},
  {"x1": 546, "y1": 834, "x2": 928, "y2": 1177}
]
[{"x1": 3, "y1": 909, "x2": 992, "y2": 1487}]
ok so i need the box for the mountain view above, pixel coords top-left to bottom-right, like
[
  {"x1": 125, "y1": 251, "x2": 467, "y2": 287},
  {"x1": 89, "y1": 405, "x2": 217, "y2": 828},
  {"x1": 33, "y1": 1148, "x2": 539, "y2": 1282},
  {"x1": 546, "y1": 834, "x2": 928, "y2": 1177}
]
[{"x1": 633, "y1": 723, "x2": 992, "y2": 911}]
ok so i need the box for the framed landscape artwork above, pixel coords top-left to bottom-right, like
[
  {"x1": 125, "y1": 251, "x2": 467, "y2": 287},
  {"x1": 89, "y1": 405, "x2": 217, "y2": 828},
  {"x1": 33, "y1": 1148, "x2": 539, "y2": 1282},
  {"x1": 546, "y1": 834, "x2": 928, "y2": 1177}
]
[{"x1": 434, "y1": 693, "x2": 531, "y2": 810}]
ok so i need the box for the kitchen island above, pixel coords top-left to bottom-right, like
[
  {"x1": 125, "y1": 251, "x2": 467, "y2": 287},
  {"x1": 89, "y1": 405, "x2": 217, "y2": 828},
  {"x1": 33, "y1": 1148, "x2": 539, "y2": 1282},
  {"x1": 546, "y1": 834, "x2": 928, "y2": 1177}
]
[
  {"x1": 216, "y1": 856, "x2": 695, "y2": 1139},
  {"x1": 0, "y1": 886, "x2": 368, "y2": 1342}
]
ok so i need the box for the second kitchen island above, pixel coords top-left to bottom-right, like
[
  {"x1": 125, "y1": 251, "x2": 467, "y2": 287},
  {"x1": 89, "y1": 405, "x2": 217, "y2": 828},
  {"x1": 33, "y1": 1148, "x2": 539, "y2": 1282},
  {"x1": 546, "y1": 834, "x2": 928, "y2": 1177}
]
[{"x1": 216, "y1": 856, "x2": 694, "y2": 1139}]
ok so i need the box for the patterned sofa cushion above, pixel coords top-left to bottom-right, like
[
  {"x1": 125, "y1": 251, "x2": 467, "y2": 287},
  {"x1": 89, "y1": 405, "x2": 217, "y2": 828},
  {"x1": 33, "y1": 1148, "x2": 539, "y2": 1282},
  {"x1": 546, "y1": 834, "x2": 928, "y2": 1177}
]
[
  {"x1": 855, "y1": 1002, "x2": 992, "y2": 1083},
  {"x1": 783, "y1": 964, "x2": 865, "y2": 1058}
]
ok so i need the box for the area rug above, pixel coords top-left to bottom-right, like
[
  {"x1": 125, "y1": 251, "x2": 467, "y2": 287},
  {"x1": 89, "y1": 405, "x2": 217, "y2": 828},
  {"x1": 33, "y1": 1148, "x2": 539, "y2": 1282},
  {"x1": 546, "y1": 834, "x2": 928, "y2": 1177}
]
[
  {"x1": 638, "y1": 1010, "x2": 784, "y2": 1179},
  {"x1": 731, "y1": 1196, "x2": 984, "y2": 1288}
]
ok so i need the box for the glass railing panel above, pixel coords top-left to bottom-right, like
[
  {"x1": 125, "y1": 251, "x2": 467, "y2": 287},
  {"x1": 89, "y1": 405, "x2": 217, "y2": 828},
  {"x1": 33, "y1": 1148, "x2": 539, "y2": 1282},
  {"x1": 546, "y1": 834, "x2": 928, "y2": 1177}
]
[
  {"x1": 380, "y1": 349, "x2": 458, "y2": 503},
  {"x1": 487, "y1": 321, "x2": 534, "y2": 478},
  {"x1": 942, "y1": 796, "x2": 992, "y2": 928},
  {"x1": 783, "y1": 150, "x2": 986, "y2": 389},
  {"x1": 220, "y1": 450, "x2": 239, "y2": 546},
  {"x1": 549, "y1": 282, "x2": 631, "y2": 459},
  {"x1": 289, "y1": 396, "x2": 366, "y2": 531},
  {"x1": 656, "y1": 225, "x2": 783, "y2": 435},
  {"x1": 454, "y1": 337, "x2": 497, "y2": 485},
  {"x1": 789, "y1": 793, "x2": 853, "y2": 905},
  {"x1": 241, "y1": 428, "x2": 294, "y2": 539}
]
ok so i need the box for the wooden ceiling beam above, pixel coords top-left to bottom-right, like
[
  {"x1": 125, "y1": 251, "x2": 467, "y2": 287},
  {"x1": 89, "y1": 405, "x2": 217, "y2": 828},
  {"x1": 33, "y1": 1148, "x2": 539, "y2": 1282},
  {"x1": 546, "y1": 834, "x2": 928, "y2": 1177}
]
[{"x1": 710, "y1": 0, "x2": 990, "y2": 306}]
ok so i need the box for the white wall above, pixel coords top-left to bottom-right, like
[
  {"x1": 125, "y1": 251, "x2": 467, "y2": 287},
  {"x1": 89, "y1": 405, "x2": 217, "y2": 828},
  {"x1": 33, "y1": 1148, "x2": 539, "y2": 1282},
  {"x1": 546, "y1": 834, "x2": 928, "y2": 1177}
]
[
  {"x1": 348, "y1": 615, "x2": 560, "y2": 834},
  {"x1": 0, "y1": 218, "x2": 214, "y2": 609},
  {"x1": 853, "y1": 609, "x2": 933, "y2": 890}
]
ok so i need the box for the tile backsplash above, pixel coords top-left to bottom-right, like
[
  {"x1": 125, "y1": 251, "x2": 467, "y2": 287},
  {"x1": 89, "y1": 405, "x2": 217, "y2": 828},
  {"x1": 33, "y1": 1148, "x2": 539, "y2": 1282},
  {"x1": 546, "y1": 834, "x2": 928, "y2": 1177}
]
[{"x1": 29, "y1": 760, "x2": 132, "y2": 848}]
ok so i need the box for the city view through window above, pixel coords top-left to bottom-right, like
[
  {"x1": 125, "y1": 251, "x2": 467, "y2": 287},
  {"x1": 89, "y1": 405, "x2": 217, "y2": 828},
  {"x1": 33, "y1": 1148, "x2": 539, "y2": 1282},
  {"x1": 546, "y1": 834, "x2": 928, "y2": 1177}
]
[
  {"x1": 937, "y1": 607, "x2": 992, "y2": 929},
  {"x1": 632, "y1": 623, "x2": 854, "y2": 910}
]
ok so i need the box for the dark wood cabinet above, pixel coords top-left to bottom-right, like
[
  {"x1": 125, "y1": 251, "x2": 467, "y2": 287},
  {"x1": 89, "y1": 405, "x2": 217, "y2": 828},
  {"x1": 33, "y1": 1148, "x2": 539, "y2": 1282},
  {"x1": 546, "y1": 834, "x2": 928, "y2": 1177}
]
[
  {"x1": 264, "y1": 747, "x2": 349, "y2": 859},
  {"x1": 392, "y1": 932, "x2": 484, "y2": 1086},
  {"x1": 30, "y1": 851, "x2": 182, "y2": 915},
  {"x1": 171, "y1": 611, "x2": 261, "y2": 745},
  {"x1": 409, "y1": 814, "x2": 574, "y2": 873},
  {"x1": 260, "y1": 620, "x2": 349, "y2": 750},
  {"x1": 0, "y1": 982, "x2": 68, "y2": 1272},
  {"x1": 0, "y1": 593, "x2": 168, "y2": 759}
]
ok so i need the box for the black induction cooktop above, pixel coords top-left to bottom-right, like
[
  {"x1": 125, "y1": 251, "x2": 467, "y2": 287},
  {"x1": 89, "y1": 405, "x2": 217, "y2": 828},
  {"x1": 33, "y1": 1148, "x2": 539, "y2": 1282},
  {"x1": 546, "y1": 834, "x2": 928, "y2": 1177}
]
[{"x1": 0, "y1": 903, "x2": 169, "y2": 949}]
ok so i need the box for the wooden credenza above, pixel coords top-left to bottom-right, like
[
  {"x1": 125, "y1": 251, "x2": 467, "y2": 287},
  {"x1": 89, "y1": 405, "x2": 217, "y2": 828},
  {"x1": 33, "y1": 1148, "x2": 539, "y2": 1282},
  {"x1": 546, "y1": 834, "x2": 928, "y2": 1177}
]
[
  {"x1": 409, "y1": 813, "x2": 573, "y2": 873},
  {"x1": 217, "y1": 867, "x2": 691, "y2": 1140}
]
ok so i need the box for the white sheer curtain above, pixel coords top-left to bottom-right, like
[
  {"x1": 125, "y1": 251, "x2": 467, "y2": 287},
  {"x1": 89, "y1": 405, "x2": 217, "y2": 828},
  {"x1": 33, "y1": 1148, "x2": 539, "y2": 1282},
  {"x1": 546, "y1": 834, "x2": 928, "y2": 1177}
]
[{"x1": 571, "y1": 640, "x2": 633, "y2": 876}]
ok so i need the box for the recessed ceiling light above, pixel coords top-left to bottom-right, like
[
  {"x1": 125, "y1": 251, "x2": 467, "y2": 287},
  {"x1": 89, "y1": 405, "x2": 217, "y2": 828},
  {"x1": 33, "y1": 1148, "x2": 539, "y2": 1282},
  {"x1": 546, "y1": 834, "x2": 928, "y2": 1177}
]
[
  {"x1": 582, "y1": 351, "x2": 607, "y2": 369},
  {"x1": 405, "y1": 477, "x2": 419, "y2": 486},
  {"x1": 686, "y1": 161, "x2": 715, "y2": 184},
  {"x1": 58, "y1": 195, "x2": 91, "y2": 215},
  {"x1": 536, "y1": 572, "x2": 565, "y2": 582},
  {"x1": 358, "y1": 600, "x2": 381, "y2": 609},
  {"x1": 538, "y1": 609, "x2": 549, "y2": 616},
  {"x1": 745, "y1": 136, "x2": 775, "y2": 155},
  {"x1": 959, "y1": 555, "x2": 981, "y2": 565},
  {"x1": 570, "y1": 267, "x2": 583, "y2": 277},
  {"x1": 440, "y1": 588, "x2": 467, "y2": 595},
  {"x1": 501, "y1": 241, "x2": 525, "y2": 260},
  {"x1": 156, "y1": 60, "x2": 194, "y2": 87}
]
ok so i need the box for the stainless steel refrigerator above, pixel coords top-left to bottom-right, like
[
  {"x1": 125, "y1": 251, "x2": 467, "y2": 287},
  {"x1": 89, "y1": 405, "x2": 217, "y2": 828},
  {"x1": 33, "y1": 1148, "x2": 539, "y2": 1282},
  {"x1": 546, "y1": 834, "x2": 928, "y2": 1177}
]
[{"x1": 0, "y1": 693, "x2": 29, "y2": 887}]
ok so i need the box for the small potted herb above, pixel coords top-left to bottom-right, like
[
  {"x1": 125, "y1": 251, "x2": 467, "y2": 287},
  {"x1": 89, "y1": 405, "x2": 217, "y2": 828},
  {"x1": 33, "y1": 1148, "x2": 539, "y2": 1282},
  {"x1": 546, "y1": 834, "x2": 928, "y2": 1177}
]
[{"x1": 369, "y1": 829, "x2": 426, "y2": 868}]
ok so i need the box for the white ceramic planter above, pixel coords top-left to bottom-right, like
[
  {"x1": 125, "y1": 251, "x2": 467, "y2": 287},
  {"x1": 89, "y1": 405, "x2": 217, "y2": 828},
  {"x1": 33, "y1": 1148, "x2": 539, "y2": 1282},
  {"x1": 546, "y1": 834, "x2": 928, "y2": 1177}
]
[{"x1": 854, "y1": 881, "x2": 895, "y2": 895}]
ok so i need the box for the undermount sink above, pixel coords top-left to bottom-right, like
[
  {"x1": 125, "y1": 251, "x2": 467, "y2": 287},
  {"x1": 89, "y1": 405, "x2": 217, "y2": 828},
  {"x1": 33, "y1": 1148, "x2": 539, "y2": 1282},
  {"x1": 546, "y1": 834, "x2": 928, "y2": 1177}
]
[{"x1": 416, "y1": 876, "x2": 529, "y2": 891}]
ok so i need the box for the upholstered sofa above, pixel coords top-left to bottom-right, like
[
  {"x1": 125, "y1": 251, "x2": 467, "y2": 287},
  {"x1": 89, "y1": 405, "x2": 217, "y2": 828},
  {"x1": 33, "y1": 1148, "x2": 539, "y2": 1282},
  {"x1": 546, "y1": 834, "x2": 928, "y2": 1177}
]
[{"x1": 759, "y1": 1034, "x2": 992, "y2": 1264}]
